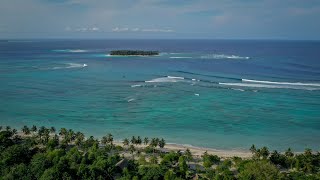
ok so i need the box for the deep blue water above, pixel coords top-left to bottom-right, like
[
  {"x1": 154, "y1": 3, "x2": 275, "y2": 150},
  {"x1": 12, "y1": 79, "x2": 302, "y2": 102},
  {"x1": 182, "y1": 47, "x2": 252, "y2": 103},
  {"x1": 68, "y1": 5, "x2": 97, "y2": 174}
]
[{"x1": 0, "y1": 39, "x2": 320, "y2": 151}]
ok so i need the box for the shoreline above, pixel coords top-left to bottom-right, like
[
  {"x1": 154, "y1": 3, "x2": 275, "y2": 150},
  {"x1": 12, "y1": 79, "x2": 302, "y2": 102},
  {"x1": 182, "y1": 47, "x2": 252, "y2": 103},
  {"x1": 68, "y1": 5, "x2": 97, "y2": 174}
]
[
  {"x1": 15, "y1": 131, "x2": 252, "y2": 158},
  {"x1": 113, "y1": 141, "x2": 252, "y2": 158}
]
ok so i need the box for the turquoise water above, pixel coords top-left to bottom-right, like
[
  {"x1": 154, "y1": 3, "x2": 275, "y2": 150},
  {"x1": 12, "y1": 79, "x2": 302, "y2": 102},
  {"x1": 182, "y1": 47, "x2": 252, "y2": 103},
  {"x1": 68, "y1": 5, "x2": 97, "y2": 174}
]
[{"x1": 0, "y1": 39, "x2": 320, "y2": 151}]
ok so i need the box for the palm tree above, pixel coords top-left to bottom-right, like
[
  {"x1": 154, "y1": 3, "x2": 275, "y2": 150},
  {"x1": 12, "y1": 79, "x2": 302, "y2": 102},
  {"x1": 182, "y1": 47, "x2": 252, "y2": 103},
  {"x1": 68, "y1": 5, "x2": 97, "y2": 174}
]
[
  {"x1": 75, "y1": 132, "x2": 84, "y2": 147},
  {"x1": 137, "y1": 136, "x2": 142, "y2": 146},
  {"x1": 129, "y1": 145, "x2": 136, "y2": 159},
  {"x1": 31, "y1": 125, "x2": 37, "y2": 133},
  {"x1": 150, "y1": 138, "x2": 157, "y2": 148},
  {"x1": 285, "y1": 148, "x2": 294, "y2": 157},
  {"x1": 0, "y1": 126, "x2": 2, "y2": 131},
  {"x1": 150, "y1": 138, "x2": 158, "y2": 155},
  {"x1": 21, "y1": 125, "x2": 30, "y2": 135},
  {"x1": 131, "y1": 136, "x2": 137, "y2": 145},
  {"x1": 123, "y1": 138, "x2": 129, "y2": 147},
  {"x1": 185, "y1": 148, "x2": 193, "y2": 161},
  {"x1": 144, "y1": 137, "x2": 149, "y2": 145},
  {"x1": 260, "y1": 146, "x2": 270, "y2": 159},
  {"x1": 12, "y1": 128, "x2": 17, "y2": 135},
  {"x1": 43, "y1": 128, "x2": 50, "y2": 144},
  {"x1": 107, "y1": 133, "x2": 113, "y2": 145},
  {"x1": 158, "y1": 138, "x2": 165, "y2": 148},
  {"x1": 250, "y1": 144, "x2": 256, "y2": 154},
  {"x1": 59, "y1": 128, "x2": 67, "y2": 139},
  {"x1": 50, "y1": 127, "x2": 56, "y2": 134},
  {"x1": 37, "y1": 126, "x2": 46, "y2": 143},
  {"x1": 67, "y1": 129, "x2": 75, "y2": 142},
  {"x1": 101, "y1": 136, "x2": 108, "y2": 145},
  {"x1": 5, "y1": 126, "x2": 11, "y2": 131}
]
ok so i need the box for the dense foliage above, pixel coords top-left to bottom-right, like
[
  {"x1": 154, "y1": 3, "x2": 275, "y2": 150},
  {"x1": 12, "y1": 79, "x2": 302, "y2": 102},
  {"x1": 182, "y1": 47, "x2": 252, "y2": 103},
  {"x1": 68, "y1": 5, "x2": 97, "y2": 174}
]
[
  {"x1": 0, "y1": 125, "x2": 320, "y2": 180},
  {"x1": 110, "y1": 50, "x2": 159, "y2": 56}
]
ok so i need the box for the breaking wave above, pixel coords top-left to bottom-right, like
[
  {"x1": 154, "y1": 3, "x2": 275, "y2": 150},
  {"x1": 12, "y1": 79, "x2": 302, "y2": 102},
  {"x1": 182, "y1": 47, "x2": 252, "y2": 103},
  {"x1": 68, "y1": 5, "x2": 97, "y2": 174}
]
[
  {"x1": 219, "y1": 79, "x2": 320, "y2": 91},
  {"x1": 201, "y1": 54, "x2": 250, "y2": 60},
  {"x1": 242, "y1": 79, "x2": 320, "y2": 87},
  {"x1": 170, "y1": 57, "x2": 193, "y2": 59},
  {"x1": 131, "y1": 84, "x2": 142, "y2": 88},
  {"x1": 145, "y1": 76, "x2": 185, "y2": 83},
  {"x1": 51, "y1": 63, "x2": 88, "y2": 70},
  {"x1": 53, "y1": 49, "x2": 88, "y2": 53}
]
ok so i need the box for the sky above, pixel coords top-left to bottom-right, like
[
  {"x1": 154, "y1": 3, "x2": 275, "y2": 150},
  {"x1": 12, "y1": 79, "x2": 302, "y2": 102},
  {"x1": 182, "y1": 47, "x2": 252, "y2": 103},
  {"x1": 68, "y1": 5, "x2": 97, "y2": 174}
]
[{"x1": 0, "y1": 0, "x2": 319, "y2": 39}]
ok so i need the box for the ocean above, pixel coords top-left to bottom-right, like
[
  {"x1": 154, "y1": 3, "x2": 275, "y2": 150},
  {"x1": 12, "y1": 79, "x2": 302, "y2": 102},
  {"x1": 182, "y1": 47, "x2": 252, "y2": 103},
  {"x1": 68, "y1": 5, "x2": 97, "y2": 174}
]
[{"x1": 0, "y1": 39, "x2": 319, "y2": 151}]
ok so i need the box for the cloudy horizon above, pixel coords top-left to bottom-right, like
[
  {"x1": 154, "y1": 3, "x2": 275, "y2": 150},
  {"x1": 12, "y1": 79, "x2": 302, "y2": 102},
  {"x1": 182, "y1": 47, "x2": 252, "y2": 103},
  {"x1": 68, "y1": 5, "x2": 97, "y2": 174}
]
[{"x1": 0, "y1": 0, "x2": 319, "y2": 40}]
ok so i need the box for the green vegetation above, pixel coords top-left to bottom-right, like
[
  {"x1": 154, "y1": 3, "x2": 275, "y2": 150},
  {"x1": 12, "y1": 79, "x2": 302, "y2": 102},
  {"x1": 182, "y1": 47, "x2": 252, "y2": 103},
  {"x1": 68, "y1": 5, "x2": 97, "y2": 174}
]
[
  {"x1": 1, "y1": 126, "x2": 320, "y2": 179},
  {"x1": 110, "y1": 50, "x2": 159, "y2": 56}
]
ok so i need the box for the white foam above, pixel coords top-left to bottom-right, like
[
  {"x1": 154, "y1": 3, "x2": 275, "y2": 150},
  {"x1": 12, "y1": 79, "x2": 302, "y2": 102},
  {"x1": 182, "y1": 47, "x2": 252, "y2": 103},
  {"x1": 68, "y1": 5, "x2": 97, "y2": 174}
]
[
  {"x1": 231, "y1": 88, "x2": 245, "y2": 92},
  {"x1": 167, "y1": 76, "x2": 184, "y2": 79},
  {"x1": 53, "y1": 49, "x2": 88, "y2": 53},
  {"x1": 201, "y1": 54, "x2": 250, "y2": 60},
  {"x1": 219, "y1": 82, "x2": 320, "y2": 91},
  {"x1": 145, "y1": 76, "x2": 185, "y2": 83},
  {"x1": 170, "y1": 56, "x2": 193, "y2": 59},
  {"x1": 69, "y1": 49, "x2": 87, "y2": 53},
  {"x1": 131, "y1": 84, "x2": 142, "y2": 88},
  {"x1": 194, "y1": 93, "x2": 200, "y2": 96},
  {"x1": 127, "y1": 98, "x2": 135, "y2": 102},
  {"x1": 51, "y1": 63, "x2": 87, "y2": 70},
  {"x1": 242, "y1": 79, "x2": 320, "y2": 87}
]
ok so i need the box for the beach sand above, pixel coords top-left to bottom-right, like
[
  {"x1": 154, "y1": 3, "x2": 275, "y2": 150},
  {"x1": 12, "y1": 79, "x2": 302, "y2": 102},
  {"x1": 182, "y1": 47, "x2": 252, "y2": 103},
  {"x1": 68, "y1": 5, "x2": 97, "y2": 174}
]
[
  {"x1": 16, "y1": 132, "x2": 252, "y2": 158},
  {"x1": 113, "y1": 141, "x2": 252, "y2": 158}
]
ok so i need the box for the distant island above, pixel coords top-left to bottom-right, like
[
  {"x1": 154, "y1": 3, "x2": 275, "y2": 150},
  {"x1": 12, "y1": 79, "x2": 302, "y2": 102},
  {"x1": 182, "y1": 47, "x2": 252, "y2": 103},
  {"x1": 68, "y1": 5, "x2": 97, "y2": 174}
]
[{"x1": 110, "y1": 50, "x2": 159, "y2": 56}]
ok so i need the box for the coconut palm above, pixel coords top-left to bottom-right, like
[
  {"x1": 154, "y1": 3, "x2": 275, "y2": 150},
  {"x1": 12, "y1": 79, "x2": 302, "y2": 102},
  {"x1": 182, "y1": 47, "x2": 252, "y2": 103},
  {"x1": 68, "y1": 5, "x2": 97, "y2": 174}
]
[
  {"x1": 250, "y1": 144, "x2": 256, "y2": 154},
  {"x1": 185, "y1": 148, "x2": 193, "y2": 161},
  {"x1": 67, "y1": 129, "x2": 75, "y2": 142},
  {"x1": 260, "y1": 146, "x2": 270, "y2": 159},
  {"x1": 21, "y1": 125, "x2": 30, "y2": 135},
  {"x1": 107, "y1": 133, "x2": 113, "y2": 145},
  {"x1": 75, "y1": 132, "x2": 84, "y2": 147},
  {"x1": 137, "y1": 136, "x2": 142, "y2": 145},
  {"x1": 31, "y1": 125, "x2": 37, "y2": 132},
  {"x1": 38, "y1": 126, "x2": 46, "y2": 140},
  {"x1": 101, "y1": 136, "x2": 108, "y2": 145},
  {"x1": 144, "y1": 137, "x2": 149, "y2": 145},
  {"x1": 131, "y1": 136, "x2": 137, "y2": 145},
  {"x1": 5, "y1": 126, "x2": 11, "y2": 131},
  {"x1": 43, "y1": 128, "x2": 50, "y2": 144},
  {"x1": 50, "y1": 127, "x2": 56, "y2": 134},
  {"x1": 129, "y1": 145, "x2": 136, "y2": 159},
  {"x1": 123, "y1": 138, "x2": 129, "y2": 147},
  {"x1": 59, "y1": 128, "x2": 67, "y2": 138},
  {"x1": 158, "y1": 138, "x2": 165, "y2": 148},
  {"x1": 0, "y1": 126, "x2": 2, "y2": 131},
  {"x1": 150, "y1": 138, "x2": 158, "y2": 148},
  {"x1": 285, "y1": 148, "x2": 294, "y2": 157},
  {"x1": 12, "y1": 128, "x2": 17, "y2": 135}
]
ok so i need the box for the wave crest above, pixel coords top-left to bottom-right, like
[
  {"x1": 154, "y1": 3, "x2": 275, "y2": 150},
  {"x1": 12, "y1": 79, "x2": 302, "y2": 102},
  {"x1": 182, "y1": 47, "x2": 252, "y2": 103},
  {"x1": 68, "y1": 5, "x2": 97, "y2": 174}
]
[
  {"x1": 219, "y1": 79, "x2": 320, "y2": 91},
  {"x1": 242, "y1": 79, "x2": 320, "y2": 87},
  {"x1": 201, "y1": 54, "x2": 250, "y2": 60},
  {"x1": 51, "y1": 63, "x2": 87, "y2": 70},
  {"x1": 53, "y1": 49, "x2": 88, "y2": 53},
  {"x1": 145, "y1": 76, "x2": 185, "y2": 83},
  {"x1": 170, "y1": 56, "x2": 193, "y2": 59}
]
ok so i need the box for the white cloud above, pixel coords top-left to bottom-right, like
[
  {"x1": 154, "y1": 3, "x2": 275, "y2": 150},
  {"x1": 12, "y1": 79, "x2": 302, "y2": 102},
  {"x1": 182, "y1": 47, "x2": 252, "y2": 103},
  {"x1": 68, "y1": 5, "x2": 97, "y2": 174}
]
[
  {"x1": 112, "y1": 27, "x2": 174, "y2": 33},
  {"x1": 112, "y1": 27, "x2": 129, "y2": 32},
  {"x1": 65, "y1": 26, "x2": 101, "y2": 32},
  {"x1": 141, "y1": 28, "x2": 174, "y2": 32},
  {"x1": 131, "y1": 28, "x2": 140, "y2": 32}
]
